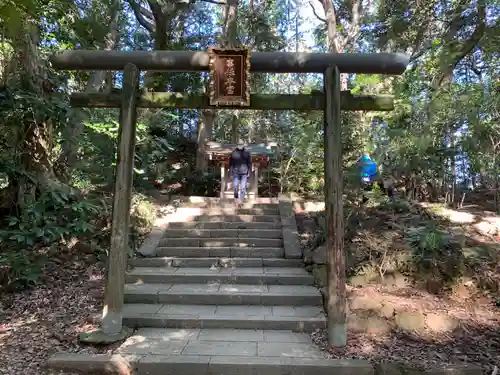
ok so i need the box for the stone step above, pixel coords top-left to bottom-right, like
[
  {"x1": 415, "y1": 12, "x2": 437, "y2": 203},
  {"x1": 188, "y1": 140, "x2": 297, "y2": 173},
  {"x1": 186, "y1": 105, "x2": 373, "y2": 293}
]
[
  {"x1": 48, "y1": 328, "x2": 370, "y2": 375},
  {"x1": 158, "y1": 237, "x2": 283, "y2": 248},
  {"x1": 167, "y1": 221, "x2": 281, "y2": 230},
  {"x1": 124, "y1": 284, "x2": 322, "y2": 306},
  {"x1": 192, "y1": 214, "x2": 281, "y2": 223},
  {"x1": 129, "y1": 257, "x2": 302, "y2": 268},
  {"x1": 121, "y1": 304, "x2": 326, "y2": 332},
  {"x1": 217, "y1": 202, "x2": 279, "y2": 209},
  {"x1": 162, "y1": 229, "x2": 283, "y2": 239},
  {"x1": 155, "y1": 247, "x2": 285, "y2": 258},
  {"x1": 199, "y1": 208, "x2": 280, "y2": 216},
  {"x1": 163, "y1": 196, "x2": 279, "y2": 207},
  {"x1": 126, "y1": 267, "x2": 314, "y2": 285},
  {"x1": 176, "y1": 201, "x2": 280, "y2": 211}
]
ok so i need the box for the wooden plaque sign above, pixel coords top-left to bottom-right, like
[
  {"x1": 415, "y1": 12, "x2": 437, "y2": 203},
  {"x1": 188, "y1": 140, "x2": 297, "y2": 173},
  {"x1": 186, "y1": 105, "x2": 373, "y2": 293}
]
[{"x1": 208, "y1": 47, "x2": 250, "y2": 107}]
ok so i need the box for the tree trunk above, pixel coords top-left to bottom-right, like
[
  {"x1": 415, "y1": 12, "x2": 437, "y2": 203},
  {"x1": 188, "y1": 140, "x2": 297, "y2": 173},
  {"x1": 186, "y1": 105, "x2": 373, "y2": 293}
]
[
  {"x1": 231, "y1": 113, "x2": 238, "y2": 143},
  {"x1": 319, "y1": 0, "x2": 360, "y2": 90},
  {"x1": 55, "y1": 0, "x2": 121, "y2": 182},
  {"x1": 220, "y1": 0, "x2": 239, "y2": 47},
  {"x1": 144, "y1": 0, "x2": 169, "y2": 90},
  {"x1": 494, "y1": 151, "x2": 499, "y2": 214},
  {"x1": 195, "y1": 0, "x2": 239, "y2": 171},
  {"x1": 247, "y1": 114, "x2": 255, "y2": 143},
  {"x1": 196, "y1": 110, "x2": 214, "y2": 171},
  {"x1": 491, "y1": 139, "x2": 499, "y2": 214},
  {"x1": 105, "y1": 71, "x2": 114, "y2": 92},
  {"x1": 449, "y1": 132, "x2": 456, "y2": 207},
  {"x1": 12, "y1": 22, "x2": 75, "y2": 208}
]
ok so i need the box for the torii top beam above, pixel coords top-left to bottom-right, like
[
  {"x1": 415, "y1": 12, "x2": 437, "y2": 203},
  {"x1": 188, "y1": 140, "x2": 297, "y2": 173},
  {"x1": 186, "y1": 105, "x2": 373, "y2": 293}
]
[{"x1": 49, "y1": 50, "x2": 410, "y2": 75}]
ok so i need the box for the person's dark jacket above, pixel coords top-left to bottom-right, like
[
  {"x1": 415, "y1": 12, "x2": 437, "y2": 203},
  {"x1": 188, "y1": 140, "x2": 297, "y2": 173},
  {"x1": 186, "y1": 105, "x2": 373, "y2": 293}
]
[{"x1": 229, "y1": 148, "x2": 252, "y2": 176}]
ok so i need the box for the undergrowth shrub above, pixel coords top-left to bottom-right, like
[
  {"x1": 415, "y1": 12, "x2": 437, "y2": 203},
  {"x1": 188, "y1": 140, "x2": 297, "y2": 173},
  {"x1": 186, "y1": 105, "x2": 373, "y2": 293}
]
[
  {"x1": 0, "y1": 250, "x2": 46, "y2": 291},
  {"x1": 183, "y1": 171, "x2": 220, "y2": 196},
  {"x1": 405, "y1": 226, "x2": 464, "y2": 290},
  {"x1": 310, "y1": 195, "x2": 497, "y2": 295},
  {"x1": 0, "y1": 190, "x2": 157, "y2": 292},
  {"x1": 311, "y1": 211, "x2": 327, "y2": 249},
  {"x1": 0, "y1": 190, "x2": 101, "y2": 247},
  {"x1": 0, "y1": 190, "x2": 103, "y2": 291},
  {"x1": 129, "y1": 194, "x2": 156, "y2": 253},
  {"x1": 381, "y1": 198, "x2": 413, "y2": 213}
]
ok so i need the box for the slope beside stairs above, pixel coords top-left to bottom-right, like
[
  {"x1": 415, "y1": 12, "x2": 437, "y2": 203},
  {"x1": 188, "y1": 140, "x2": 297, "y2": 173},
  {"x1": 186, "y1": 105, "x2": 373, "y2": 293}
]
[{"x1": 47, "y1": 197, "x2": 371, "y2": 375}]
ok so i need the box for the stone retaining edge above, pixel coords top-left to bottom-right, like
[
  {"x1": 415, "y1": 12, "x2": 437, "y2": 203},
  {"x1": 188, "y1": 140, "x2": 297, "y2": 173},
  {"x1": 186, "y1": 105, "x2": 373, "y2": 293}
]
[
  {"x1": 46, "y1": 353, "x2": 484, "y2": 375},
  {"x1": 46, "y1": 353, "x2": 373, "y2": 375},
  {"x1": 278, "y1": 193, "x2": 302, "y2": 259},
  {"x1": 136, "y1": 226, "x2": 168, "y2": 257}
]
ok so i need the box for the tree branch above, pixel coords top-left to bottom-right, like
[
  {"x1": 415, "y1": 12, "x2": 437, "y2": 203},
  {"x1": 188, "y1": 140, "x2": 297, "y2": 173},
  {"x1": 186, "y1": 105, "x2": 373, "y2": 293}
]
[
  {"x1": 340, "y1": 0, "x2": 362, "y2": 51},
  {"x1": 127, "y1": 0, "x2": 155, "y2": 32},
  {"x1": 409, "y1": 40, "x2": 433, "y2": 63},
  {"x1": 436, "y1": 2, "x2": 487, "y2": 87},
  {"x1": 147, "y1": 0, "x2": 168, "y2": 50},
  {"x1": 319, "y1": 0, "x2": 339, "y2": 52},
  {"x1": 139, "y1": 5, "x2": 154, "y2": 20},
  {"x1": 469, "y1": 59, "x2": 483, "y2": 77},
  {"x1": 309, "y1": 1, "x2": 326, "y2": 23},
  {"x1": 199, "y1": 0, "x2": 226, "y2": 5}
]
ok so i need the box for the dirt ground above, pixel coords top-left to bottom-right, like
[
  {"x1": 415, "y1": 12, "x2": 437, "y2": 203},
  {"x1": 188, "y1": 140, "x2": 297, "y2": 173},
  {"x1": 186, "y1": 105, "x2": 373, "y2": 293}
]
[
  {"x1": 0, "y1": 194, "x2": 173, "y2": 375},
  {"x1": 0, "y1": 260, "x2": 108, "y2": 375},
  {"x1": 295, "y1": 200, "x2": 500, "y2": 373},
  {"x1": 312, "y1": 284, "x2": 499, "y2": 371}
]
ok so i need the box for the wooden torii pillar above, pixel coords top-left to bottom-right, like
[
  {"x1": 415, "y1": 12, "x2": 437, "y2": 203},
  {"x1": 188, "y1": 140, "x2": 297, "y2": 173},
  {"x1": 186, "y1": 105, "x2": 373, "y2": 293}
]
[
  {"x1": 49, "y1": 49, "x2": 410, "y2": 346},
  {"x1": 79, "y1": 63, "x2": 139, "y2": 343}
]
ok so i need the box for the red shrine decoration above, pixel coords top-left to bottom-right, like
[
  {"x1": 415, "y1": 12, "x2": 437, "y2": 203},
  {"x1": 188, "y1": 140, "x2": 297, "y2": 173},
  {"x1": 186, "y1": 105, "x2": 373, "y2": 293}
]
[
  {"x1": 205, "y1": 142, "x2": 274, "y2": 171},
  {"x1": 211, "y1": 154, "x2": 269, "y2": 168}
]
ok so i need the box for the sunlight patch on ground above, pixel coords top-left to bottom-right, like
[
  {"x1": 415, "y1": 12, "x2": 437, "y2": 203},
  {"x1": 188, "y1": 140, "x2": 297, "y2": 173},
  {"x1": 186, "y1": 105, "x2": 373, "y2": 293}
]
[
  {"x1": 293, "y1": 201, "x2": 324, "y2": 213},
  {"x1": 123, "y1": 329, "x2": 196, "y2": 346},
  {"x1": 474, "y1": 215, "x2": 500, "y2": 234},
  {"x1": 433, "y1": 206, "x2": 476, "y2": 224},
  {"x1": 0, "y1": 315, "x2": 40, "y2": 347},
  {"x1": 420, "y1": 203, "x2": 500, "y2": 236},
  {"x1": 187, "y1": 196, "x2": 209, "y2": 204},
  {"x1": 89, "y1": 273, "x2": 104, "y2": 281},
  {"x1": 157, "y1": 207, "x2": 202, "y2": 226},
  {"x1": 443, "y1": 209, "x2": 476, "y2": 223}
]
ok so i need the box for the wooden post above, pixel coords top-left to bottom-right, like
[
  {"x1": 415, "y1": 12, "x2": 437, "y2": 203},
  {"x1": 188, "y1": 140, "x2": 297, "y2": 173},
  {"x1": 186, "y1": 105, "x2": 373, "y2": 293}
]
[
  {"x1": 220, "y1": 164, "x2": 225, "y2": 199},
  {"x1": 253, "y1": 165, "x2": 259, "y2": 198},
  {"x1": 323, "y1": 65, "x2": 347, "y2": 346},
  {"x1": 101, "y1": 63, "x2": 139, "y2": 337}
]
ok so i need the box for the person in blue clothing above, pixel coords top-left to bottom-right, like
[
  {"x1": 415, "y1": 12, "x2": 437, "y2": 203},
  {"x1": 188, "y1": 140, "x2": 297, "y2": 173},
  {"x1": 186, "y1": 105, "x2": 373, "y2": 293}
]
[{"x1": 357, "y1": 152, "x2": 377, "y2": 202}]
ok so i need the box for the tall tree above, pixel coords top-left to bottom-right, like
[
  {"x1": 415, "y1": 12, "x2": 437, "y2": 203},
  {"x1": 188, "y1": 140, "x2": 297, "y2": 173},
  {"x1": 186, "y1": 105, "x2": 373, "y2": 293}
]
[
  {"x1": 311, "y1": 0, "x2": 364, "y2": 89},
  {"x1": 0, "y1": 0, "x2": 78, "y2": 208},
  {"x1": 196, "y1": 0, "x2": 240, "y2": 171},
  {"x1": 373, "y1": 0, "x2": 495, "y2": 204},
  {"x1": 56, "y1": 0, "x2": 122, "y2": 182}
]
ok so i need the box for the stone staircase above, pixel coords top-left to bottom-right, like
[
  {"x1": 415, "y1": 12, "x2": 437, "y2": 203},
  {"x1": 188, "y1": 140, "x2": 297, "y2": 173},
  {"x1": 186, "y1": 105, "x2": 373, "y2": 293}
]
[{"x1": 48, "y1": 198, "x2": 370, "y2": 375}]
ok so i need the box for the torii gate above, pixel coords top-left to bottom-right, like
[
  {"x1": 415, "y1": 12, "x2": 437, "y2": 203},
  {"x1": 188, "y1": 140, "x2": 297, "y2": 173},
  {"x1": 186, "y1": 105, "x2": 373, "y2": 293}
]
[{"x1": 49, "y1": 49, "x2": 409, "y2": 346}]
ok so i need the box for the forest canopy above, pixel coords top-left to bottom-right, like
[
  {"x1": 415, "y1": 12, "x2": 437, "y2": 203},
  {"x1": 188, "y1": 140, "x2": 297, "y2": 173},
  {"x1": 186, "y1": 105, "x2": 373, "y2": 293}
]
[{"x1": 0, "y1": 0, "x2": 498, "y2": 277}]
